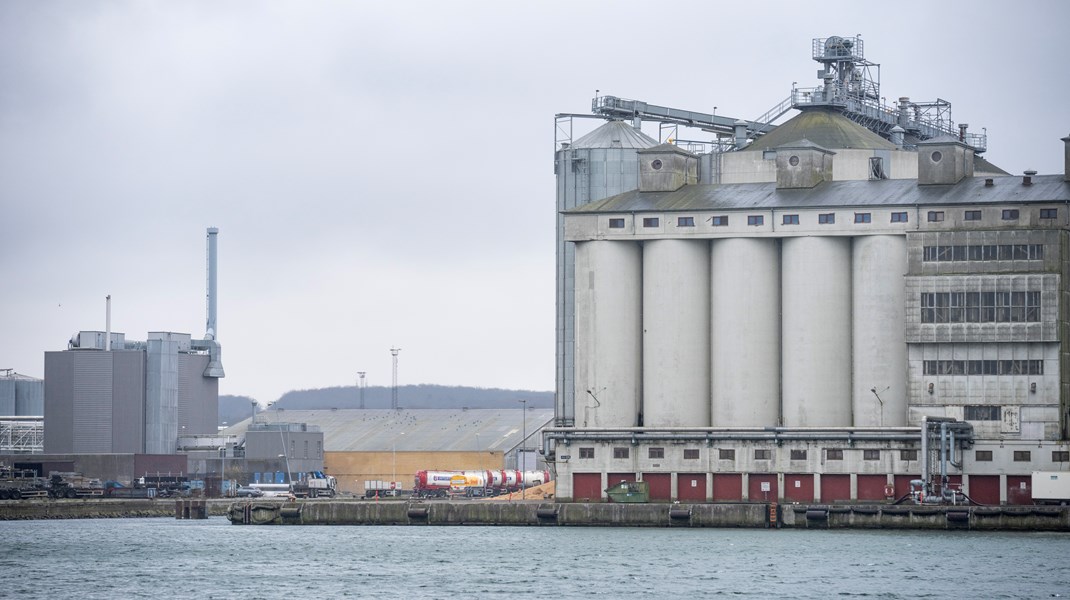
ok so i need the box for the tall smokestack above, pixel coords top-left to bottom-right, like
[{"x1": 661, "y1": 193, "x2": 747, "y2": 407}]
[
  {"x1": 202, "y1": 227, "x2": 225, "y2": 378},
  {"x1": 206, "y1": 227, "x2": 219, "y2": 340}
]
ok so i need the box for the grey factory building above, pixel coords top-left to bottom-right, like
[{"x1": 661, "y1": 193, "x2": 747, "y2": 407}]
[{"x1": 547, "y1": 35, "x2": 1070, "y2": 505}]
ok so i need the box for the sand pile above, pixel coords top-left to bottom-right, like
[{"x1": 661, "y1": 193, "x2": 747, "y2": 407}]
[{"x1": 482, "y1": 480, "x2": 555, "y2": 501}]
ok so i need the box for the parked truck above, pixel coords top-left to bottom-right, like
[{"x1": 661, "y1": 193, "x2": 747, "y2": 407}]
[
  {"x1": 0, "y1": 465, "x2": 50, "y2": 499},
  {"x1": 364, "y1": 480, "x2": 405, "y2": 498},
  {"x1": 292, "y1": 472, "x2": 337, "y2": 498},
  {"x1": 1032, "y1": 471, "x2": 1070, "y2": 505}
]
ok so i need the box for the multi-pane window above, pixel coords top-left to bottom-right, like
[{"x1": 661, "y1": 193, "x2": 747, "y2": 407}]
[
  {"x1": 964, "y1": 405, "x2": 1002, "y2": 420},
  {"x1": 854, "y1": 213, "x2": 871, "y2": 223},
  {"x1": 922, "y1": 244, "x2": 1043, "y2": 262},
  {"x1": 613, "y1": 447, "x2": 629, "y2": 459},
  {"x1": 747, "y1": 215, "x2": 764, "y2": 226},
  {"x1": 677, "y1": 216, "x2": 695, "y2": 227},
  {"x1": 1002, "y1": 209, "x2": 1019, "y2": 221},
  {"x1": 825, "y1": 449, "x2": 844, "y2": 460},
  {"x1": 579, "y1": 447, "x2": 594, "y2": 459},
  {"x1": 900, "y1": 450, "x2": 918, "y2": 461},
  {"x1": 783, "y1": 214, "x2": 799, "y2": 225},
  {"x1": 1040, "y1": 208, "x2": 1058, "y2": 219},
  {"x1": 608, "y1": 218, "x2": 625, "y2": 228},
  {"x1": 753, "y1": 449, "x2": 771, "y2": 460},
  {"x1": 924, "y1": 360, "x2": 1042, "y2": 376},
  {"x1": 710, "y1": 215, "x2": 728, "y2": 226},
  {"x1": 891, "y1": 212, "x2": 908, "y2": 223},
  {"x1": 1052, "y1": 451, "x2": 1070, "y2": 462},
  {"x1": 920, "y1": 291, "x2": 1041, "y2": 323},
  {"x1": 927, "y1": 211, "x2": 945, "y2": 222},
  {"x1": 818, "y1": 213, "x2": 835, "y2": 224},
  {"x1": 863, "y1": 450, "x2": 881, "y2": 460},
  {"x1": 648, "y1": 447, "x2": 665, "y2": 459},
  {"x1": 642, "y1": 217, "x2": 659, "y2": 227},
  {"x1": 789, "y1": 449, "x2": 807, "y2": 460},
  {"x1": 1013, "y1": 450, "x2": 1031, "y2": 462},
  {"x1": 718, "y1": 449, "x2": 735, "y2": 460},
  {"x1": 683, "y1": 449, "x2": 700, "y2": 460},
  {"x1": 964, "y1": 210, "x2": 982, "y2": 221},
  {"x1": 975, "y1": 450, "x2": 993, "y2": 462}
]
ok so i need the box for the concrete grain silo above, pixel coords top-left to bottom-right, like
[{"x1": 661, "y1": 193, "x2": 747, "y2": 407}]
[{"x1": 643, "y1": 239, "x2": 710, "y2": 427}]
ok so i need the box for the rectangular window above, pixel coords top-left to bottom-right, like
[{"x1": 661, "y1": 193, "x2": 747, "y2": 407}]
[
  {"x1": 317, "y1": 441, "x2": 323, "y2": 458},
  {"x1": 863, "y1": 449, "x2": 881, "y2": 460},
  {"x1": 975, "y1": 450, "x2": 993, "y2": 462},
  {"x1": 854, "y1": 212, "x2": 871, "y2": 223},
  {"x1": 964, "y1": 210, "x2": 982, "y2": 221},
  {"x1": 613, "y1": 447, "x2": 629, "y2": 459},
  {"x1": 753, "y1": 449, "x2": 771, "y2": 460},
  {"x1": 789, "y1": 449, "x2": 807, "y2": 460},
  {"x1": 608, "y1": 218, "x2": 625, "y2": 229},
  {"x1": 648, "y1": 447, "x2": 665, "y2": 459},
  {"x1": 710, "y1": 215, "x2": 728, "y2": 226},
  {"x1": 683, "y1": 449, "x2": 700, "y2": 460},
  {"x1": 1002, "y1": 209, "x2": 1019, "y2": 221},
  {"x1": 747, "y1": 215, "x2": 764, "y2": 226},
  {"x1": 642, "y1": 217, "x2": 659, "y2": 228},
  {"x1": 825, "y1": 448, "x2": 844, "y2": 460},
  {"x1": 782, "y1": 214, "x2": 799, "y2": 225},
  {"x1": 1052, "y1": 451, "x2": 1070, "y2": 462},
  {"x1": 891, "y1": 212, "x2": 908, "y2": 223},
  {"x1": 1040, "y1": 208, "x2": 1058, "y2": 219},
  {"x1": 718, "y1": 448, "x2": 735, "y2": 460},
  {"x1": 677, "y1": 216, "x2": 695, "y2": 227},
  {"x1": 900, "y1": 449, "x2": 918, "y2": 461},
  {"x1": 921, "y1": 292, "x2": 1040, "y2": 325},
  {"x1": 818, "y1": 213, "x2": 835, "y2": 224},
  {"x1": 1013, "y1": 450, "x2": 1031, "y2": 462},
  {"x1": 579, "y1": 447, "x2": 594, "y2": 459},
  {"x1": 304, "y1": 440, "x2": 309, "y2": 459},
  {"x1": 927, "y1": 211, "x2": 945, "y2": 222}
]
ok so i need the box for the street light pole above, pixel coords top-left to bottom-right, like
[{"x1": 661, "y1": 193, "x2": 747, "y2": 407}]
[
  {"x1": 219, "y1": 444, "x2": 226, "y2": 498},
  {"x1": 518, "y1": 399, "x2": 527, "y2": 500}
]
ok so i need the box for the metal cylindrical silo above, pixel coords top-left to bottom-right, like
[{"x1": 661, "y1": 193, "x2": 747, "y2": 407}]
[
  {"x1": 574, "y1": 240, "x2": 642, "y2": 427},
  {"x1": 711, "y1": 238, "x2": 781, "y2": 427},
  {"x1": 14, "y1": 379, "x2": 44, "y2": 416},
  {"x1": 556, "y1": 121, "x2": 657, "y2": 428},
  {"x1": 782, "y1": 236, "x2": 852, "y2": 426},
  {"x1": 643, "y1": 239, "x2": 711, "y2": 427},
  {"x1": 852, "y1": 235, "x2": 908, "y2": 427}
]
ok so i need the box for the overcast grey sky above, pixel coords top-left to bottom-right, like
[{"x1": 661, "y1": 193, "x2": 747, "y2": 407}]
[{"x1": 2, "y1": 1, "x2": 1068, "y2": 405}]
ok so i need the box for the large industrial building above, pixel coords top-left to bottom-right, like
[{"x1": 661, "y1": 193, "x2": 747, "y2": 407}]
[{"x1": 548, "y1": 35, "x2": 1070, "y2": 505}]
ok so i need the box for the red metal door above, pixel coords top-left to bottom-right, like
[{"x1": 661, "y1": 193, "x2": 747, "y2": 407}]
[
  {"x1": 572, "y1": 473, "x2": 602, "y2": 503},
  {"x1": 643, "y1": 473, "x2": 672, "y2": 501},
  {"x1": 677, "y1": 473, "x2": 707, "y2": 502},
  {"x1": 893, "y1": 474, "x2": 919, "y2": 500},
  {"x1": 712, "y1": 473, "x2": 743, "y2": 501},
  {"x1": 967, "y1": 475, "x2": 1000, "y2": 505},
  {"x1": 857, "y1": 475, "x2": 888, "y2": 501},
  {"x1": 784, "y1": 474, "x2": 814, "y2": 503},
  {"x1": 748, "y1": 474, "x2": 778, "y2": 503},
  {"x1": 1007, "y1": 475, "x2": 1033, "y2": 505},
  {"x1": 820, "y1": 474, "x2": 851, "y2": 502}
]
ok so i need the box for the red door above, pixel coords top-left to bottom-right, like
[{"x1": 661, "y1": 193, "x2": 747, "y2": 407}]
[
  {"x1": 643, "y1": 473, "x2": 672, "y2": 501},
  {"x1": 857, "y1": 475, "x2": 889, "y2": 501},
  {"x1": 893, "y1": 474, "x2": 919, "y2": 500},
  {"x1": 967, "y1": 475, "x2": 1000, "y2": 505},
  {"x1": 677, "y1": 473, "x2": 707, "y2": 502},
  {"x1": 748, "y1": 474, "x2": 778, "y2": 503},
  {"x1": 712, "y1": 473, "x2": 743, "y2": 501},
  {"x1": 572, "y1": 473, "x2": 602, "y2": 502},
  {"x1": 784, "y1": 474, "x2": 814, "y2": 503},
  {"x1": 1007, "y1": 475, "x2": 1033, "y2": 505},
  {"x1": 821, "y1": 474, "x2": 851, "y2": 502}
]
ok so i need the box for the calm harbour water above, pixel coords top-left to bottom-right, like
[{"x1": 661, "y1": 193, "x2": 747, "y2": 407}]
[{"x1": 2, "y1": 518, "x2": 1069, "y2": 599}]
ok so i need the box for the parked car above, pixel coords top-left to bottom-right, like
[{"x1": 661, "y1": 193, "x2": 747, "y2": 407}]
[{"x1": 235, "y1": 486, "x2": 264, "y2": 498}]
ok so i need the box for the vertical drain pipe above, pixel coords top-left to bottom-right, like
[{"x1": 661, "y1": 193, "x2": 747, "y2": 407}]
[
  {"x1": 920, "y1": 416, "x2": 929, "y2": 497},
  {"x1": 940, "y1": 422, "x2": 949, "y2": 500}
]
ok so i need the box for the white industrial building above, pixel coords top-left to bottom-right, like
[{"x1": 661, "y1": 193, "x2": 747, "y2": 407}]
[{"x1": 548, "y1": 35, "x2": 1070, "y2": 505}]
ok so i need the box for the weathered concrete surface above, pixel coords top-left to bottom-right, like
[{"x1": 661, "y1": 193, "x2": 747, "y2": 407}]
[
  {"x1": 0, "y1": 499, "x2": 231, "y2": 520},
  {"x1": 782, "y1": 504, "x2": 1070, "y2": 531}
]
